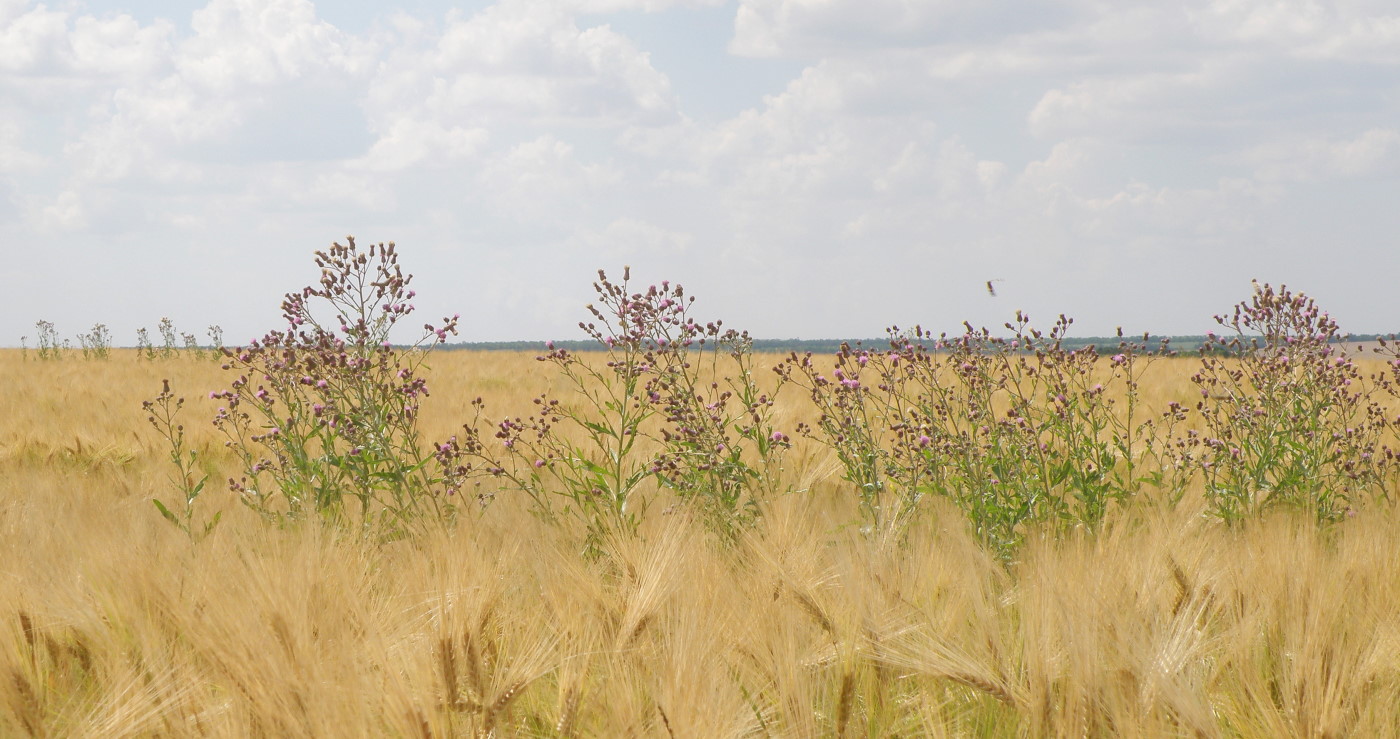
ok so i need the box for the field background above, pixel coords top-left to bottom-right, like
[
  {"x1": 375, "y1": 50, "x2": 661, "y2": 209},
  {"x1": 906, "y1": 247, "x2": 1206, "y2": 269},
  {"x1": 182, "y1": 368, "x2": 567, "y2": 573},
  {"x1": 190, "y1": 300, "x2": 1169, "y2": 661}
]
[{"x1": 3, "y1": 350, "x2": 1400, "y2": 737}]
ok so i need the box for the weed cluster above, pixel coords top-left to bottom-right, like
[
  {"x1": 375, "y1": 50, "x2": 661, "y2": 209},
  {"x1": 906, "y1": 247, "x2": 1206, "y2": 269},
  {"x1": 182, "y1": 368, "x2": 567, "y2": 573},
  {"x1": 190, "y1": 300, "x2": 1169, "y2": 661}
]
[
  {"x1": 202, "y1": 239, "x2": 460, "y2": 534},
  {"x1": 776, "y1": 315, "x2": 1170, "y2": 556},
  {"x1": 1173, "y1": 282, "x2": 1393, "y2": 523},
  {"x1": 141, "y1": 242, "x2": 1400, "y2": 557},
  {"x1": 22, "y1": 318, "x2": 219, "y2": 361},
  {"x1": 438, "y1": 267, "x2": 789, "y2": 549}
]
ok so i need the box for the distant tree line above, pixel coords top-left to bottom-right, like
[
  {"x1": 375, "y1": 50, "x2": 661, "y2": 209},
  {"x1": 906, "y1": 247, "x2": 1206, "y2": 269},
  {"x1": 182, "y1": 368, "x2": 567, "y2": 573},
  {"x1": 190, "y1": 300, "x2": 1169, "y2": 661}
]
[{"x1": 442, "y1": 334, "x2": 1392, "y2": 355}]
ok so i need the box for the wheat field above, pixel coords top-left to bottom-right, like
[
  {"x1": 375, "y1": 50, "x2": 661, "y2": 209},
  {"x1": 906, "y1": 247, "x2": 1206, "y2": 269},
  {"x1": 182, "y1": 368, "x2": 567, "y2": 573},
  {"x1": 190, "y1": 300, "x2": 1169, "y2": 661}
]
[{"x1": 2, "y1": 349, "x2": 1399, "y2": 737}]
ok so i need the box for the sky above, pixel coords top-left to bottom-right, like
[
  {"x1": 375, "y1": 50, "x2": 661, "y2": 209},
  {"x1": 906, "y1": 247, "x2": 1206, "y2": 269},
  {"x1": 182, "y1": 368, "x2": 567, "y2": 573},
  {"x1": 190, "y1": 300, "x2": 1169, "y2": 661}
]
[{"x1": 3, "y1": 0, "x2": 1399, "y2": 347}]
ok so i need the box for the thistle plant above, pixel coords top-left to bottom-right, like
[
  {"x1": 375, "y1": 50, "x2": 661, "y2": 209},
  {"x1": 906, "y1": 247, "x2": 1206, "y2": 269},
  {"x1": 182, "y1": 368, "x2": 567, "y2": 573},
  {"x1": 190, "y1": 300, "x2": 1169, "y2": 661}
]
[
  {"x1": 648, "y1": 326, "x2": 792, "y2": 537},
  {"x1": 181, "y1": 330, "x2": 202, "y2": 358},
  {"x1": 144, "y1": 380, "x2": 221, "y2": 541},
  {"x1": 779, "y1": 313, "x2": 1167, "y2": 558},
  {"x1": 1180, "y1": 283, "x2": 1388, "y2": 523},
  {"x1": 441, "y1": 267, "x2": 789, "y2": 545},
  {"x1": 77, "y1": 323, "x2": 111, "y2": 360},
  {"x1": 158, "y1": 317, "x2": 178, "y2": 360},
  {"x1": 206, "y1": 238, "x2": 460, "y2": 534},
  {"x1": 207, "y1": 324, "x2": 224, "y2": 356},
  {"x1": 136, "y1": 328, "x2": 156, "y2": 361},
  {"x1": 34, "y1": 320, "x2": 60, "y2": 360}
]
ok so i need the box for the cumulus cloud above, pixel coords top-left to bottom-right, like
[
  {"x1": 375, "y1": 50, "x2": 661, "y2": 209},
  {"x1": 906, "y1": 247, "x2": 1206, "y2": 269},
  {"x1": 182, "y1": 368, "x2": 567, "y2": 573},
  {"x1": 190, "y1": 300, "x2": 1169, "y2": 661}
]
[
  {"x1": 365, "y1": 1, "x2": 677, "y2": 133},
  {"x1": 2, "y1": 0, "x2": 1400, "y2": 343},
  {"x1": 0, "y1": 4, "x2": 173, "y2": 77},
  {"x1": 730, "y1": 0, "x2": 1083, "y2": 58},
  {"x1": 176, "y1": 0, "x2": 371, "y2": 90},
  {"x1": 1189, "y1": 0, "x2": 1400, "y2": 62},
  {"x1": 574, "y1": 217, "x2": 694, "y2": 260},
  {"x1": 1242, "y1": 128, "x2": 1400, "y2": 182},
  {"x1": 0, "y1": 113, "x2": 44, "y2": 173}
]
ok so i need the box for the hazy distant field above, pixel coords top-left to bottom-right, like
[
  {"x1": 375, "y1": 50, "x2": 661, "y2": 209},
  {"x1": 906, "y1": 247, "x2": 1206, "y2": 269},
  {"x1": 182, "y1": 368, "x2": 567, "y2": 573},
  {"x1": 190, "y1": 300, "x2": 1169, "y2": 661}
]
[{"x1": 3, "y1": 350, "x2": 1400, "y2": 737}]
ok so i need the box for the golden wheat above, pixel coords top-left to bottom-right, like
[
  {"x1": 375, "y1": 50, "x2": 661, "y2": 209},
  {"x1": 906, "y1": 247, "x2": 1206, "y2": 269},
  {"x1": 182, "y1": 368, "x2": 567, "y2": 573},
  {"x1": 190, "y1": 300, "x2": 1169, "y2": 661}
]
[{"x1": 2, "y1": 349, "x2": 1399, "y2": 737}]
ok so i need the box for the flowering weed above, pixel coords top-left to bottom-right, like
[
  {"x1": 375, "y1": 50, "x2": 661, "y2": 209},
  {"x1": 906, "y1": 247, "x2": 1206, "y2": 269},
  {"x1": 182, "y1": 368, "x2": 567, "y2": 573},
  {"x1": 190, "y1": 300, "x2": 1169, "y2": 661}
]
[
  {"x1": 143, "y1": 379, "x2": 221, "y2": 541},
  {"x1": 1178, "y1": 283, "x2": 1389, "y2": 523},
  {"x1": 204, "y1": 238, "x2": 459, "y2": 534},
  {"x1": 779, "y1": 313, "x2": 1170, "y2": 557},
  {"x1": 441, "y1": 267, "x2": 790, "y2": 546}
]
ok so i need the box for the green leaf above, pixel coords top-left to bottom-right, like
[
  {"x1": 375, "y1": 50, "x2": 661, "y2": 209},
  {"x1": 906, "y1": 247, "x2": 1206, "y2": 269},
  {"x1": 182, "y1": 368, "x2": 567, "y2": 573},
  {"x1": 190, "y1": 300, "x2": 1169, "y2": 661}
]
[
  {"x1": 580, "y1": 420, "x2": 613, "y2": 436},
  {"x1": 152, "y1": 499, "x2": 182, "y2": 528},
  {"x1": 198, "y1": 512, "x2": 223, "y2": 540}
]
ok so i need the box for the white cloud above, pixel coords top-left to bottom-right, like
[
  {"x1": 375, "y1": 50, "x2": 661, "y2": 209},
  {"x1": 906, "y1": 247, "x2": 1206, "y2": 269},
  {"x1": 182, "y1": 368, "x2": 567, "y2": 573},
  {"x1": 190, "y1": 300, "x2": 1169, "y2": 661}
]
[
  {"x1": 0, "y1": 5, "x2": 173, "y2": 76},
  {"x1": 0, "y1": 4, "x2": 175, "y2": 117},
  {"x1": 371, "y1": 1, "x2": 676, "y2": 124},
  {"x1": 177, "y1": 0, "x2": 371, "y2": 90},
  {"x1": 356, "y1": 0, "x2": 680, "y2": 177},
  {"x1": 1243, "y1": 128, "x2": 1400, "y2": 182},
  {"x1": 560, "y1": 0, "x2": 727, "y2": 11},
  {"x1": 32, "y1": 187, "x2": 85, "y2": 232},
  {"x1": 574, "y1": 217, "x2": 694, "y2": 260},
  {"x1": 351, "y1": 119, "x2": 489, "y2": 172},
  {"x1": 0, "y1": 114, "x2": 44, "y2": 173},
  {"x1": 476, "y1": 135, "x2": 624, "y2": 225},
  {"x1": 730, "y1": 0, "x2": 1084, "y2": 58},
  {"x1": 3, "y1": 0, "x2": 1400, "y2": 343},
  {"x1": 1189, "y1": 0, "x2": 1400, "y2": 62}
]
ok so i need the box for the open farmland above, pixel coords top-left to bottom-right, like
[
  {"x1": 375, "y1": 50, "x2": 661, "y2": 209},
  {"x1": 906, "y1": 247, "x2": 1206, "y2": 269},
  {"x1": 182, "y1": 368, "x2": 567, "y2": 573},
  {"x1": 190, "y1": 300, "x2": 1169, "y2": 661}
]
[{"x1": 4, "y1": 346, "x2": 1400, "y2": 738}]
